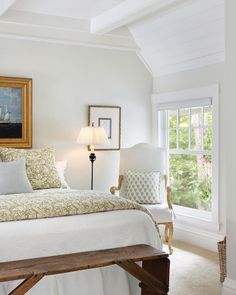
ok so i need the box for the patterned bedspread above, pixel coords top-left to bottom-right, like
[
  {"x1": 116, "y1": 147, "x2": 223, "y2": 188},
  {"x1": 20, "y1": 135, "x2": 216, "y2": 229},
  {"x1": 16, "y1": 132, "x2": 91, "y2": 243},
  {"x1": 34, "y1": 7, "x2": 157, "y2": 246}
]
[{"x1": 0, "y1": 189, "x2": 158, "y2": 230}]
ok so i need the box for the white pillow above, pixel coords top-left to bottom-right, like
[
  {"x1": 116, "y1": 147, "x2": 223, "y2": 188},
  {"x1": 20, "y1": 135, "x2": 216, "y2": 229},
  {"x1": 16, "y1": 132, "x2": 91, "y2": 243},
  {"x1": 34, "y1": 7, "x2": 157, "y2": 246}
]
[
  {"x1": 0, "y1": 158, "x2": 33, "y2": 195},
  {"x1": 124, "y1": 170, "x2": 161, "y2": 204},
  {"x1": 55, "y1": 160, "x2": 70, "y2": 189}
]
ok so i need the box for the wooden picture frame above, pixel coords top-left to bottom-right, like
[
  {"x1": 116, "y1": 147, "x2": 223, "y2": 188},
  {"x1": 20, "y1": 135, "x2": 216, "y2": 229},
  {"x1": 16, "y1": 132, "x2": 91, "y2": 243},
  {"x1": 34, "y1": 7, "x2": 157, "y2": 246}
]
[
  {"x1": 88, "y1": 105, "x2": 121, "y2": 150},
  {"x1": 0, "y1": 76, "x2": 32, "y2": 148}
]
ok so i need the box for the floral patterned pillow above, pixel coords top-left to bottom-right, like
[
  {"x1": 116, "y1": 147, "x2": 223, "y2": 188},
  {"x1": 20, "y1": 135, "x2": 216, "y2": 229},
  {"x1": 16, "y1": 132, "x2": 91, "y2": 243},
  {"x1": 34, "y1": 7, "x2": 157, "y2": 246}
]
[
  {"x1": 0, "y1": 147, "x2": 63, "y2": 190},
  {"x1": 124, "y1": 170, "x2": 161, "y2": 204}
]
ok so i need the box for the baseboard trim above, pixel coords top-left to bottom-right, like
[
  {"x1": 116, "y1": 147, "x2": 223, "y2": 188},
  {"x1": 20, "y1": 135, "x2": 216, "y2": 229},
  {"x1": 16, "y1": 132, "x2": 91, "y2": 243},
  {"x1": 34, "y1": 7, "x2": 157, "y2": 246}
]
[
  {"x1": 222, "y1": 278, "x2": 236, "y2": 295},
  {"x1": 173, "y1": 223, "x2": 224, "y2": 252}
]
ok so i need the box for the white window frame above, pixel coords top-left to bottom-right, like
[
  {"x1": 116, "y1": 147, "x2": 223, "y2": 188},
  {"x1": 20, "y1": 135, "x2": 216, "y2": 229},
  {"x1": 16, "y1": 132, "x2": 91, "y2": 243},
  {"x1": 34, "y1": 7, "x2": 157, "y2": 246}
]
[{"x1": 152, "y1": 85, "x2": 219, "y2": 225}]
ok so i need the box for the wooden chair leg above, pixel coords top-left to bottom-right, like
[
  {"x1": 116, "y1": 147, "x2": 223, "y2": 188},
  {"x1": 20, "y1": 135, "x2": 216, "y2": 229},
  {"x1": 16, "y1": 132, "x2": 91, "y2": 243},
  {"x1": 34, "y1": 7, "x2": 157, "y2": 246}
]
[
  {"x1": 165, "y1": 224, "x2": 169, "y2": 243},
  {"x1": 166, "y1": 223, "x2": 173, "y2": 255}
]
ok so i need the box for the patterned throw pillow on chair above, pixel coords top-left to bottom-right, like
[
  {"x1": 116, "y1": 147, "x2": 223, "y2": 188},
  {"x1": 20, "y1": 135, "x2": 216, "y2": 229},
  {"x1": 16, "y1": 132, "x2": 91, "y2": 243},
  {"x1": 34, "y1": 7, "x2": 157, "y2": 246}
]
[{"x1": 124, "y1": 170, "x2": 161, "y2": 204}]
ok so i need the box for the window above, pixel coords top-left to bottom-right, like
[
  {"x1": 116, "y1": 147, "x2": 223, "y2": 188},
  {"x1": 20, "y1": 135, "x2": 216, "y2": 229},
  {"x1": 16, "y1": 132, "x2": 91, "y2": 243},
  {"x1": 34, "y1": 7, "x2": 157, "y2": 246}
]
[
  {"x1": 167, "y1": 106, "x2": 212, "y2": 211},
  {"x1": 153, "y1": 85, "x2": 219, "y2": 222}
]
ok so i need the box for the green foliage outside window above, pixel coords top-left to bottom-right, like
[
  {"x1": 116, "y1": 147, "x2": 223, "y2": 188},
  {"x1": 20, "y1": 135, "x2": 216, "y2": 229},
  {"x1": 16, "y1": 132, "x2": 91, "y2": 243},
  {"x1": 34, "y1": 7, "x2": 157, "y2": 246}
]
[{"x1": 170, "y1": 154, "x2": 212, "y2": 210}]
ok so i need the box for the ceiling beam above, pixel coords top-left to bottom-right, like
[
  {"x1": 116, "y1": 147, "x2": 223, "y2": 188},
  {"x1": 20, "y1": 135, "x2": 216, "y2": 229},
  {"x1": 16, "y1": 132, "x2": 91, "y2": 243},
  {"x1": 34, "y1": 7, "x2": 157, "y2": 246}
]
[
  {"x1": 91, "y1": 0, "x2": 186, "y2": 34},
  {"x1": 0, "y1": 18, "x2": 140, "y2": 51},
  {"x1": 0, "y1": 0, "x2": 16, "y2": 16}
]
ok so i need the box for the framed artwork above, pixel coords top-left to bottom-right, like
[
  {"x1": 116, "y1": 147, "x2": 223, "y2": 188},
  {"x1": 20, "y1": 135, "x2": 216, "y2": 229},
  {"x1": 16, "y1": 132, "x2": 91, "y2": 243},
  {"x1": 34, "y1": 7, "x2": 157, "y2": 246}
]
[
  {"x1": 88, "y1": 105, "x2": 121, "y2": 150},
  {"x1": 0, "y1": 76, "x2": 32, "y2": 148}
]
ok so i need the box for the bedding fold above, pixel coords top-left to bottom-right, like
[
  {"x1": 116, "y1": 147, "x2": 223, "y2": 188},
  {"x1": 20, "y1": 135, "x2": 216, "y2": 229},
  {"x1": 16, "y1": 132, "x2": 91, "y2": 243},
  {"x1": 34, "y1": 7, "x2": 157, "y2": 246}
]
[{"x1": 0, "y1": 189, "x2": 158, "y2": 230}]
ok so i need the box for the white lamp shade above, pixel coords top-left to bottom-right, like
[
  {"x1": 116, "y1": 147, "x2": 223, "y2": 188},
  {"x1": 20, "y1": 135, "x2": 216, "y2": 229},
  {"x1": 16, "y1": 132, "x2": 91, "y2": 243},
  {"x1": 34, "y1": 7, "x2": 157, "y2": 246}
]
[{"x1": 77, "y1": 126, "x2": 110, "y2": 145}]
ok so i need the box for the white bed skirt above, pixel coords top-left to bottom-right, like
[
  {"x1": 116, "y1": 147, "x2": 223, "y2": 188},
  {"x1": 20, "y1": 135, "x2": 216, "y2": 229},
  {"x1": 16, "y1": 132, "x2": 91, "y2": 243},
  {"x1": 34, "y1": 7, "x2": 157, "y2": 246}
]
[{"x1": 0, "y1": 209, "x2": 162, "y2": 295}]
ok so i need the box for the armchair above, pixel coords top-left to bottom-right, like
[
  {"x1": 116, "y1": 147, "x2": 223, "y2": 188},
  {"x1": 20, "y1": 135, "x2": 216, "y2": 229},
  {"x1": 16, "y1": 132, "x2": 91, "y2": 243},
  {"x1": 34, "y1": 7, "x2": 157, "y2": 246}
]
[{"x1": 110, "y1": 143, "x2": 175, "y2": 254}]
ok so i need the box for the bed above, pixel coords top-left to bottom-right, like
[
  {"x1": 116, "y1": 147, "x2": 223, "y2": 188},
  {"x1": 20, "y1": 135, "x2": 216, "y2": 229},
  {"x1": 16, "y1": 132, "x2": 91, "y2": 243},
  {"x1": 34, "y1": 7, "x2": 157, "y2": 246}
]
[{"x1": 0, "y1": 188, "x2": 163, "y2": 295}]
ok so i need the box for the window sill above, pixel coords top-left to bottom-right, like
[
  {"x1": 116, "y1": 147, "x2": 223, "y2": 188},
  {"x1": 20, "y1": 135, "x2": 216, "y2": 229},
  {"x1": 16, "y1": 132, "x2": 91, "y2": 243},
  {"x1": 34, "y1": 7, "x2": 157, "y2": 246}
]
[
  {"x1": 174, "y1": 208, "x2": 220, "y2": 233},
  {"x1": 173, "y1": 204, "x2": 212, "y2": 221}
]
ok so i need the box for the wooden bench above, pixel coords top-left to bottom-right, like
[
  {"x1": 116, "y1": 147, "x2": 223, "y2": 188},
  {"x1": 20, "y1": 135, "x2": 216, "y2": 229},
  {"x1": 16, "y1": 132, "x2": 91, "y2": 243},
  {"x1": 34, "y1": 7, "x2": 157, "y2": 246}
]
[{"x1": 0, "y1": 244, "x2": 170, "y2": 295}]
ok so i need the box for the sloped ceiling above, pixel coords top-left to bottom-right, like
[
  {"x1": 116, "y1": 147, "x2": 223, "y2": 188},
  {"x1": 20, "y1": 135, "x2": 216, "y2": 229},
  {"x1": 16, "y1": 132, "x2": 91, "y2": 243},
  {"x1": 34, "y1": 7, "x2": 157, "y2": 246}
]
[
  {"x1": 0, "y1": 0, "x2": 225, "y2": 77},
  {"x1": 129, "y1": 0, "x2": 225, "y2": 76}
]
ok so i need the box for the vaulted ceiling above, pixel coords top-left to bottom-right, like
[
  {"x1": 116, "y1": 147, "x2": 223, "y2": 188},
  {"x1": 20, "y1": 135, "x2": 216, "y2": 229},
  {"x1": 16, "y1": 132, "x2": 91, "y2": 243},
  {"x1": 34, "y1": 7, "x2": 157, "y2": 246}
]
[
  {"x1": 11, "y1": 0, "x2": 125, "y2": 19},
  {"x1": 0, "y1": 0, "x2": 225, "y2": 77},
  {"x1": 129, "y1": 0, "x2": 225, "y2": 76}
]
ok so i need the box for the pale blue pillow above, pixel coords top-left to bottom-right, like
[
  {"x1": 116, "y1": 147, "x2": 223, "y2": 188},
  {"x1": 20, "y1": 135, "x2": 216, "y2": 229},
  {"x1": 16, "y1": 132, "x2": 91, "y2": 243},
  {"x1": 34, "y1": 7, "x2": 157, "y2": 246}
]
[{"x1": 0, "y1": 158, "x2": 33, "y2": 195}]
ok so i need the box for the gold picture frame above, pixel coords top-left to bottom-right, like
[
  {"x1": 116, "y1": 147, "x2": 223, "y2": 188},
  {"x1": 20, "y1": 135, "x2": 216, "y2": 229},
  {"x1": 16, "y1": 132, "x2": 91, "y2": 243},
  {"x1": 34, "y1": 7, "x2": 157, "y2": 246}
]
[
  {"x1": 0, "y1": 76, "x2": 32, "y2": 148},
  {"x1": 88, "y1": 105, "x2": 121, "y2": 150}
]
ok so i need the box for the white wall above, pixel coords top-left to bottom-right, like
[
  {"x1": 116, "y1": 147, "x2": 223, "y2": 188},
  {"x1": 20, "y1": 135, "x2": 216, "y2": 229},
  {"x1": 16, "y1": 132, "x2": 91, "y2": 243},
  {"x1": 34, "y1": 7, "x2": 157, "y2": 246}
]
[
  {"x1": 222, "y1": 0, "x2": 236, "y2": 293},
  {"x1": 153, "y1": 63, "x2": 226, "y2": 250},
  {"x1": 0, "y1": 37, "x2": 153, "y2": 191},
  {"x1": 154, "y1": 63, "x2": 224, "y2": 93}
]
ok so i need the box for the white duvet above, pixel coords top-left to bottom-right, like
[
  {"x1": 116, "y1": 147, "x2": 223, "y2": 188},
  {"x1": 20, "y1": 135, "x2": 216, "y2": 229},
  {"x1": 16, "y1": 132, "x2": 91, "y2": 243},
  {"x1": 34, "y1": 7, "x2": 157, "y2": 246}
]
[{"x1": 0, "y1": 191, "x2": 162, "y2": 295}]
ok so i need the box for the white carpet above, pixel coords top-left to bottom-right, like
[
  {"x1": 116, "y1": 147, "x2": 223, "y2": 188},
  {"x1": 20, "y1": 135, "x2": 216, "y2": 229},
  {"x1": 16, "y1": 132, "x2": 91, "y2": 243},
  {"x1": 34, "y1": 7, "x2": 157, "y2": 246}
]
[{"x1": 164, "y1": 241, "x2": 221, "y2": 295}]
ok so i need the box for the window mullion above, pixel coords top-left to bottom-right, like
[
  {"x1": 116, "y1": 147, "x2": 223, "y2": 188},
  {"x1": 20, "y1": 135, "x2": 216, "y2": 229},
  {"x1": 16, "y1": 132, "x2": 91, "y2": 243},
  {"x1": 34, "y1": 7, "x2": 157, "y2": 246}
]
[
  {"x1": 189, "y1": 108, "x2": 191, "y2": 150},
  {"x1": 201, "y1": 107, "x2": 204, "y2": 150},
  {"x1": 165, "y1": 111, "x2": 168, "y2": 149},
  {"x1": 177, "y1": 109, "x2": 179, "y2": 149},
  {"x1": 169, "y1": 149, "x2": 212, "y2": 155}
]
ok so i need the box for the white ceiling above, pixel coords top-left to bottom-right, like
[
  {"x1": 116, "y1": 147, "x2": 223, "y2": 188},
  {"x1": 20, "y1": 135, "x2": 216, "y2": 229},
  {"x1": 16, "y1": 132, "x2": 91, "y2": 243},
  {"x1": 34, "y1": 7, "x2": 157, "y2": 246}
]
[
  {"x1": 11, "y1": 0, "x2": 125, "y2": 19},
  {"x1": 129, "y1": 0, "x2": 225, "y2": 76},
  {"x1": 0, "y1": 0, "x2": 225, "y2": 77}
]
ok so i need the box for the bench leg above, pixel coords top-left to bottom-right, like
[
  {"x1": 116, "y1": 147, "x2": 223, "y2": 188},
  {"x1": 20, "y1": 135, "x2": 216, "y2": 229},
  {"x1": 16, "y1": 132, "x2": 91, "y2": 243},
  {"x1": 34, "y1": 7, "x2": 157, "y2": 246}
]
[
  {"x1": 9, "y1": 274, "x2": 44, "y2": 295},
  {"x1": 116, "y1": 258, "x2": 169, "y2": 295},
  {"x1": 141, "y1": 257, "x2": 170, "y2": 295}
]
